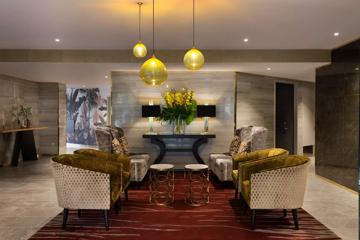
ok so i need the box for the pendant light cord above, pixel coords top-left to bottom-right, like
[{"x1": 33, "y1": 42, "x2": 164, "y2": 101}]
[
  {"x1": 152, "y1": 0, "x2": 155, "y2": 55},
  {"x1": 138, "y1": 2, "x2": 142, "y2": 41},
  {"x1": 193, "y1": 0, "x2": 195, "y2": 47}
]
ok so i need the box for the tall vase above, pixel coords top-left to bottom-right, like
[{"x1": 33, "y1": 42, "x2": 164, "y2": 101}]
[{"x1": 172, "y1": 118, "x2": 186, "y2": 134}]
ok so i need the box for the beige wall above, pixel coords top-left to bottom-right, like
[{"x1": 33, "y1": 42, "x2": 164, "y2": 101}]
[
  {"x1": 0, "y1": 74, "x2": 65, "y2": 165},
  {"x1": 111, "y1": 71, "x2": 315, "y2": 168},
  {"x1": 111, "y1": 71, "x2": 236, "y2": 168},
  {"x1": 236, "y1": 73, "x2": 315, "y2": 154},
  {"x1": 297, "y1": 82, "x2": 315, "y2": 154}
]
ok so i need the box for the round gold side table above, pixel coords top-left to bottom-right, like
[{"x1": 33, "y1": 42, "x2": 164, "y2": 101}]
[
  {"x1": 149, "y1": 164, "x2": 175, "y2": 206},
  {"x1": 184, "y1": 164, "x2": 209, "y2": 206}
]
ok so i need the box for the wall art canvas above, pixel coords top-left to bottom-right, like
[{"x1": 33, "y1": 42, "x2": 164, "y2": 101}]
[{"x1": 66, "y1": 88, "x2": 108, "y2": 145}]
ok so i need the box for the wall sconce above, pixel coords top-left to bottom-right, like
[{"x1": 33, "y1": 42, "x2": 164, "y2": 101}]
[
  {"x1": 197, "y1": 105, "x2": 216, "y2": 134},
  {"x1": 142, "y1": 105, "x2": 161, "y2": 134}
]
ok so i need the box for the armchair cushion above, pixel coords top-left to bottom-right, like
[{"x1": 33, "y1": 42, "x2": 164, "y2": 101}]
[
  {"x1": 74, "y1": 149, "x2": 131, "y2": 173},
  {"x1": 232, "y1": 148, "x2": 288, "y2": 171}
]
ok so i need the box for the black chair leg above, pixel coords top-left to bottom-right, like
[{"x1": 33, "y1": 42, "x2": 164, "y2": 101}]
[
  {"x1": 283, "y1": 209, "x2": 287, "y2": 218},
  {"x1": 125, "y1": 189, "x2": 129, "y2": 201},
  {"x1": 251, "y1": 210, "x2": 256, "y2": 230},
  {"x1": 292, "y1": 209, "x2": 299, "y2": 230},
  {"x1": 62, "y1": 208, "x2": 69, "y2": 229},
  {"x1": 104, "y1": 210, "x2": 109, "y2": 231},
  {"x1": 77, "y1": 209, "x2": 81, "y2": 218},
  {"x1": 114, "y1": 198, "x2": 121, "y2": 215}
]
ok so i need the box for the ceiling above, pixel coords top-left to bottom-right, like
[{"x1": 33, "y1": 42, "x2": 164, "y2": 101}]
[
  {"x1": 0, "y1": 0, "x2": 359, "y2": 49},
  {"x1": 0, "y1": 0, "x2": 357, "y2": 85},
  {"x1": 0, "y1": 62, "x2": 327, "y2": 88}
]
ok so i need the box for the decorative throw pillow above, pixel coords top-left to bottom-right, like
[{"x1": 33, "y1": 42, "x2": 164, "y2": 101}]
[
  {"x1": 229, "y1": 136, "x2": 242, "y2": 156},
  {"x1": 111, "y1": 138, "x2": 124, "y2": 155},
  {"x1": 118, "y1": 136, "x2": 129, "y2": 155},
  {"x1": 238, "y1": 140, "x2": 251, "y2": 154}
]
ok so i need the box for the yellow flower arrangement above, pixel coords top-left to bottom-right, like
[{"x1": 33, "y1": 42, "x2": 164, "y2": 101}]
[{"x1": 159, "y1": 88, "x2": 197, "y2": 133}]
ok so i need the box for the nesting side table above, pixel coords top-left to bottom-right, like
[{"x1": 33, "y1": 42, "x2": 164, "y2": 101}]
[
  {"x1": 149, "y1": 164, "x2": 175, "y2": 206},
  {"x1": 184, "y1": 164, "x2": 210, "y2": 206}
]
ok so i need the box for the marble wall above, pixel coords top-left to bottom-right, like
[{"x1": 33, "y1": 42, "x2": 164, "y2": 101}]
[
  {"x1": 0, "y1": 74, "x2": 65, "y2": 165},
  {"x1": 316, "y1": 68, "x2": 359, "y2": 191},
  {"x1": 315, "y1": 39, "x2": 359, "y2": 191},
  {"x1": 111, "y1": 71, "x2": 235, "y2": 168}
]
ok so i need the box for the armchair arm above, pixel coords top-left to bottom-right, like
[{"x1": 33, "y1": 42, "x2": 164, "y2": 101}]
[{"x1": 240, "y1": 155, "x2": 309, "y2": 183}]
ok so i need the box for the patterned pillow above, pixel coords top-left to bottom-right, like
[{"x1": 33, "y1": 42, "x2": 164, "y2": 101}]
[
  {"x1": 229, "y1": 136, "x2": 242, "y2": 156},
  {"x1": 111, "y1": 138, "x2": 124, "y2": 155},
  {"x1": 238, "y1": 140, "x2": 251, "y2": 154},
  {"x1": 111, "y1": 136, "x2": 129, "y2": 155},
  {"x1": 118, "y1": 136, "x2": 129, "y2": 155}
]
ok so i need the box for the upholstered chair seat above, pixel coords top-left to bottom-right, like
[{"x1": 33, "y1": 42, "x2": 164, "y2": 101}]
[{"x1": 238, "y1": 155, "x2": 310, "y2": 230}]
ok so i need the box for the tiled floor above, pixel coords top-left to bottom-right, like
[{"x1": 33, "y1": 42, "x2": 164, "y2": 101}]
[{"x1": 0, "y1": 157, "x2": 358, "y2": 240}]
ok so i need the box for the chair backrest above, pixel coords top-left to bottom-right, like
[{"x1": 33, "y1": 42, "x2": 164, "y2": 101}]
[
  {"x1": 235, "y1": 126, "x2": 268, "y2": 151},
  {"x1": 53, "y1": 161, "x2": 111, "y2": 209},
  {"x1": 249, "y1": 156, "x2": 309, "y2": 209},
  {"x1": 95, "y1": 126, "x2": 125, "y2": 152}
]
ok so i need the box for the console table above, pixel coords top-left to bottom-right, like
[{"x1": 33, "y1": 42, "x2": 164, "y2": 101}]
[
  {"x1": 143, "y1": 134, "x2": 216, "y2": 164},
  {"x1": 0, "y1": 127, "x2": 48, "y2": 167}
]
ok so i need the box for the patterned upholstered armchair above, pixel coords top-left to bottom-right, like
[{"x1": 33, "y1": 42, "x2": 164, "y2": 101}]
[
  {"x1": 239, "y1": 155, "x2": 310, "y2": 230},
  {"x1": 95, "y1": 126, "x2": 150, "y2": 182},
  {"x1": 52, "y1": 153, "x2": 131, "y2": 230},
  {"x1": 208, "y1": 126, "x2": 267, "y2": 181},
  {"x1": 232, "y1": 148, "x2": 289, "y2": 199}
]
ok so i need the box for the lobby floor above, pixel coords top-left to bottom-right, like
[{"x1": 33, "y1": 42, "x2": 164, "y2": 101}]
[{"x1": 0, "y1": 157, "x2": 357, "y2": 240}]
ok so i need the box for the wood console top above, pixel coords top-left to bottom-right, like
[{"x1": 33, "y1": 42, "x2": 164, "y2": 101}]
[{"x1": 0, "y1": 126, "x2": 48, "y2": 133}]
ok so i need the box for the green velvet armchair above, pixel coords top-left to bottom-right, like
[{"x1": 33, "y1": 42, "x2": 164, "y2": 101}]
[
  {"x1": 52, "y1": 152, "x2": 130, "y2": 230},
  {"x1": 232, "y1": 148, "x2": 289, "y2": 199},
  {"x1": 239, "y1": 155, "x2": 310, "y2": 230}
]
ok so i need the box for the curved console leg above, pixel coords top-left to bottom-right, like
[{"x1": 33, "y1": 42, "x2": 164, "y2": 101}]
[
  {"x1": 192, "y1": 137, "x2": 208, "y2": 164},
  {"x1": 151, "y1": 137, "x2": 166, "y2": 164}
]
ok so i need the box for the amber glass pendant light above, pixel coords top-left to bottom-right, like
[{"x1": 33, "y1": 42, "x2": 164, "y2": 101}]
[
  {"x1": 139, "y1": 0, "x2": 167, "y2": 86},
  {"x1": 184, "y1": 0, "x2": 204, "y2": 70},
  {"x1": 133, "y1": 2, "x2": 147, "y2": 58}
]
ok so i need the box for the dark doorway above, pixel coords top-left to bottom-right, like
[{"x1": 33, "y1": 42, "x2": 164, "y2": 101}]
[{"x1": 276, "y1": 83, "x2": 295, "y2": 154}]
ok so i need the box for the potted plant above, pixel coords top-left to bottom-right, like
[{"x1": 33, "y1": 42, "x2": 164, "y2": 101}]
[
  {"x1": 19, "y1": 105, "x2": 32, "y2": 128},
  {"x1": 159, "y1": 88, "x2": 197, "y2": 134}
]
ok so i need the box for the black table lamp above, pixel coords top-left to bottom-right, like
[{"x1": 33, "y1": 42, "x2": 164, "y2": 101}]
[
  {"x1": 142, "y1": 105, "x2": 161, "y2": 134},
  {"x1": 197, "y1": 105, "x2": 216, "y2": 134}
]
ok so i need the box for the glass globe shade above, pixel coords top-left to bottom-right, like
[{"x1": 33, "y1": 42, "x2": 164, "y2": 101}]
[
  {"x1": 133, "y1": 41, "x2": 147, "y2": 58},
  {"x1": 139, "y1": 55, "x2": 168, "y2": 86},
  {"x1": 183, "y1": 47, "x2": 205, "y2": 70}
]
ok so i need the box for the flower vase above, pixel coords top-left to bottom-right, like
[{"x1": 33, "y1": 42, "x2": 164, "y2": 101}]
[{"x1": 172, "y1": 118, "x2": 186, "y2": 134}]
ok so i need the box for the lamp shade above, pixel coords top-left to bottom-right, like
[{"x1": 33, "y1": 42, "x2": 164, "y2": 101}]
[
  {"x1": 142, "y1": 105, "x2": 161, "y2": 117},
  {"x1": 197, "y1": 105, "x2": 216, "y2": 117}
]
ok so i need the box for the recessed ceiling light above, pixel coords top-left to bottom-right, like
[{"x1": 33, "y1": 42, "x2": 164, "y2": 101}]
[
  {"x1": 105, "y1": 75, "x2": 108, "y2": 79},
  {"x1": 266, "y1": 67, "x2": 271, "y2": 71},
  {"x1": 333, "y1": 32, "x2": 340, "y2": 37},
  {"x1": 355, "y1": 67, "x2": 359, "y2": 71},
  {"x1": 54, "y1": 38, "x2": 61, "y2": 42},
  {"x1": 243, "y1": 38, "x2": 249, "y2": 42}
]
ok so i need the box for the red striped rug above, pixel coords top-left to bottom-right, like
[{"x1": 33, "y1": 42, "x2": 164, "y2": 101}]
[{"x1": 30, "y1": 174, "x2": 340, "y2": 240}]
